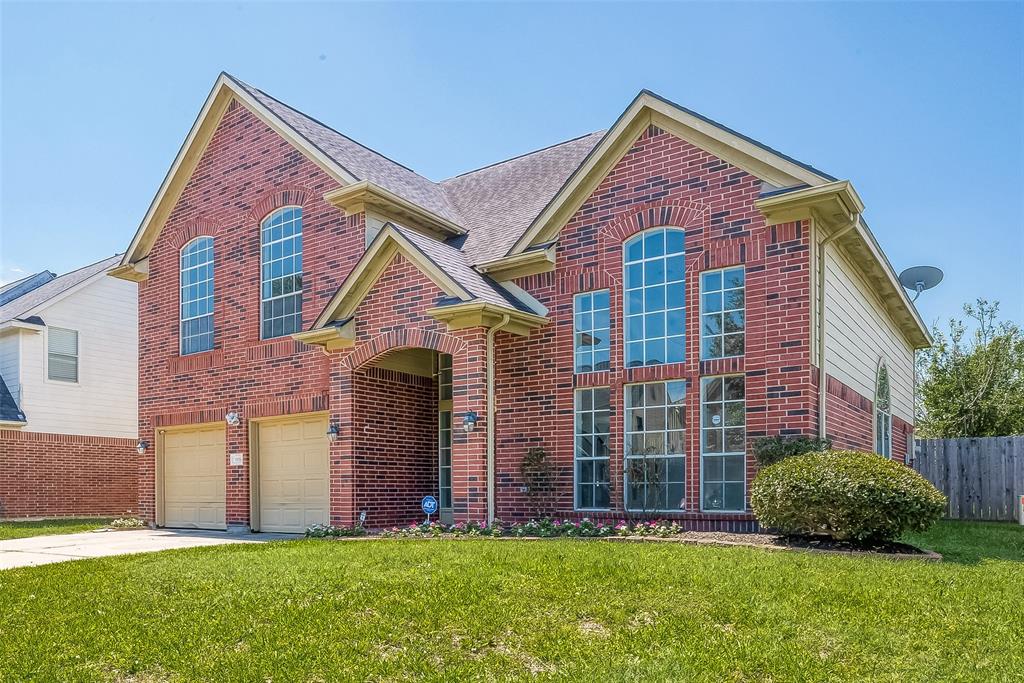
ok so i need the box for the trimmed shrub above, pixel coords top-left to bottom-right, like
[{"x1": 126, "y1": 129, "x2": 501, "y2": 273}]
[
  {"x1": 750, "y1": 450, "x2": 946, "y2": 542},
  {"x1": 752, "y1": 435, "x2": 832, "y2": 468}
]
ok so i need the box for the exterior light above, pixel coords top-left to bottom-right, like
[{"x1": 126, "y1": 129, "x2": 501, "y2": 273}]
[
  {"x1": 225, "y1": 411, "x2": 240, "y2": 426},
  {"x1": 326, "y1": 423, "x2": 339, "y2": 442},
  {"x1": 462, "y1": 411, "x2": 478, "y2": 433},
  {"x1": 136, "y1": 440, "x2": 148, "y2": 455}
]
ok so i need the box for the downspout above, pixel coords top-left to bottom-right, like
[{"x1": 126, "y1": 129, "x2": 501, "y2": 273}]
[
  {"x1": 486, "y1": 314, "x2": 512, "y2": 525},
  {"x1": 816, "y1": 217, "x2": 858, "y2": 439}
]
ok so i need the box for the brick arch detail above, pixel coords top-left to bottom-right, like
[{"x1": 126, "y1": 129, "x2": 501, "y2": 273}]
[
  {"x1": 247, "y1": 186, "x2": 311, "y2": 225},
  {"x1": 346, "y1": 328, "x2": 468, "y2": 370},
  {"x1": 599, "y1": 199, "x2": 709, "y2": 245},
  {"x1": 167, "y1": 217, "x2": 222, "y2": 251}
]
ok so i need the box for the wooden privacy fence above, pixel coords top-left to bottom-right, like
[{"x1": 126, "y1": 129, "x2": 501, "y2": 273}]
[{"x1": 912, "y1": 436, "x2": 1024, "y2": 521}]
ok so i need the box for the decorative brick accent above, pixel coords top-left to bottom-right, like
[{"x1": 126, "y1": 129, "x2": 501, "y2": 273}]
[
  {"x1": 0, "y1": 430, "x2": 137, "y2": 519},
  {"x1": 348, "y1": 328, "x2": 467, "y2": 370},
  {"x1": 167, "y1": 348, "x2": 223, "y2": 375}
]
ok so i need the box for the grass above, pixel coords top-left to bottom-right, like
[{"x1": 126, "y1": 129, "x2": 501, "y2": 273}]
[
  {"x1": 0, "y1": 521, "x2": 1021, "y2": 681},
  {"x1": 0, "y1": 517, "x2": 113, "y2": 540}
]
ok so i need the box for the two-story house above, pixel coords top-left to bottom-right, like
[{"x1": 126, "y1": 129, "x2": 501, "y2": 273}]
[
  {"x1": 0, "y1": 255, "x2": 138, "y2": 518},
  {"x1": 112, "y1": 73, "x2": 929, "y2": 533}
]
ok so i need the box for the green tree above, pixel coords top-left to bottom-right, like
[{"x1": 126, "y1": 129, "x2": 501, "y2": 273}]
[{"x1": 917, "y1": 299, "x2": 1024, "y2": 437}]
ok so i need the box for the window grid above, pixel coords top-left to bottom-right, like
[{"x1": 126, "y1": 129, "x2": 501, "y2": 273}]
[
  {"x1": 575, "y1": 387, "x2": 611, "y2": 510},
  {"x1": 624, "y1": 380, "x2": 686, "y2": 512},
  {"x1": 700, "y1": 375, "x2": 746, "y2": 512},
  {"x1": 624, "y1": 228, "x2": 686, "y2": 368},
  {"x1": 700, "y1": 266, "x2": 745, "y2": 360},
  {"x1": 875, "y1": 363, "x2": 892, "y2": 458},
  {"x1": 260, "y1": 207, "x2": 303, "y2": 339},
  {"x1": 574, "y1": 290, "x2": 610, "y2": 373},
  {"x1": 180, "y1": 237, "x2": 215, "y2": 355},
  {"x1": 438, "y1": 353, "x2": 453, "y2": 509},
  {"x1": 438, "y1": 353, "x2": 453, "y2": 402},
  {"x1": 47, "y1": 327, "x2": 79, "y2": 383}
]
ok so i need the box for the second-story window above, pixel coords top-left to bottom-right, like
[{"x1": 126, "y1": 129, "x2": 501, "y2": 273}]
[
  {"x1": 624, "y1": 228, "x2": 685, "y2": 367},
  {"x1": 700, "y1": 266, "x2": 745, "y2": 360},
  {"x1": 180, "y1": 236, "x2": 215, "y2": 355},
  {"x1": 261, "y1": 207, "x2": 303, "y2": 339},
  {"x1": 574, "y1": 290, "x2": 610, "y2": 373}
]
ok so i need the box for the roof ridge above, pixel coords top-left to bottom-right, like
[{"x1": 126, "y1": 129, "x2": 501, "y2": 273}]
[
  {"x1": 444, "y1": 131, "x2": 606, "y2": 181},
  {"x1": 53, "y1": 253, "x2": 122, "y2": 279}
]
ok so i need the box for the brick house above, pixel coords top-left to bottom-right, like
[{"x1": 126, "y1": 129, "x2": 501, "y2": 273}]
[{"x1": 112, "y1": 73, "x2": 929, "y2": 533}]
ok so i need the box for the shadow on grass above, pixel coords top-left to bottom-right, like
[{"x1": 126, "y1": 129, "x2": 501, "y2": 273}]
[{"x1": 902, "y1": 520, "x2": 1024, "y2": 565}]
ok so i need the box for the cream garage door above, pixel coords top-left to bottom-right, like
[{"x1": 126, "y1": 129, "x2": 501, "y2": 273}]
[
  {"x1": 258, "y1": 414, "x2": 329, "y2": 533},
  {"x1": 162, "y1": 425, "x2": 226, "y2": 530}
]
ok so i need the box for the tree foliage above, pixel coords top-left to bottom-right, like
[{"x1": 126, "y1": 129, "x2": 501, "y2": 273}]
[{"x1": 917, "y1": 299, "x2": 1024, "y2": 438}]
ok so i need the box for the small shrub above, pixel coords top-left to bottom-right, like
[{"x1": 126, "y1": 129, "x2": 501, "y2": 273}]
[
  {"x1": 753, "y1": 435, "x2": 832, "y2": 468},
  {"x1": 750, "y1": 450, "x2": 947, "y2": 542},
  {"x1": 304, "y1": 523, "x2": 367, "y2": 538},
  {"x1": 109, "y1": 517, "x2": 146, "y2": 529}
]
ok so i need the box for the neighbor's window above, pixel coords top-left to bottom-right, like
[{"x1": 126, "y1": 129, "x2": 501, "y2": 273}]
[
  {"x1": 700, "y1": 375, "x2": 746, "y2": 512},
  {"x1": 260, "y1": 207, "x2": 303, "y2": 339},
  {"x1": 875, "y1": 362, "x2": 892, "y2": 458},
  {"x1": 624, "y1": 380, "x2": 686, "y2": 511},
  {"x1": 700, "y1": 267, "x2": 745, "y2": 359},
  {"x1": 623, "y1": 228, "x2": 686, "y2": 367},
  {"x1": 575, "y1": 387, "x2": 611, "y2": 510},
  {"x1": 574, "y1": 290, "x2": 610, "y2": 373},
  {"x1": 180, "y1": 236, "x2": 215, "y2": 355},
  {"x1": 47, "y1": 327, "x2": 79, "y2": 382}
]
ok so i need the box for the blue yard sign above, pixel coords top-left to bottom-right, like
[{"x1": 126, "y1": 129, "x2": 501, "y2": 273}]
[{"x1": 421, "y1": 495, "x2": 438, "y2": 520}]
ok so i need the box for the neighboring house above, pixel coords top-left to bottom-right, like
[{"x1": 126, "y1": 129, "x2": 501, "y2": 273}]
[
  {"x1": 0, "y1": 256, "x2": 138, "y2": 518},
  {"x1": 112, "y1": 73, "x2": 929, "y2": 533}
]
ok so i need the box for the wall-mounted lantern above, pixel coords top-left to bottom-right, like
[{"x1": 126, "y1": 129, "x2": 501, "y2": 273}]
[
  {"x1": 136, "y1": 440, "x2": 149, "y2": 455},
  {"x1": 462, "y1": 411, "x2": 478, "y2": 433},
  {"x1": 326, "y1": 423, "x2": 339, "y2": 442},
  {"x1": 224, "y1": 411, "x2": 240, "y2": 427}
]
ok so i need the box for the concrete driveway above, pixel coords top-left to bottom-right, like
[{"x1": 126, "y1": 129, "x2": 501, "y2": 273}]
[{"x1": 0, "y1": 528, "x2": 297, "y2": 570}]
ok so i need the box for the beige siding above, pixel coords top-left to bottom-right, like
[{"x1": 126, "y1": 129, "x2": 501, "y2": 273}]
[
  {"x1": 18, "y1": 274, "x2": 138, "y2": 437},
  {"x1": 814, "y1": 233, "x2": 915, "y2": 424},
  {"x1": 0, "y1": 330, "x2": 20, "y2": 405}
]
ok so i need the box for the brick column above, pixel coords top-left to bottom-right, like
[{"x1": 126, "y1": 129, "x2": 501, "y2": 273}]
[
  {"x1": 226, "y1": 407, "x2": 249, "y2": 529},
  {"x1": 329, "y1": 353, "x2": 357, "y2": 526},
  {"x1": 451, "y1": 327, "x2": 489, "y2": 523}
]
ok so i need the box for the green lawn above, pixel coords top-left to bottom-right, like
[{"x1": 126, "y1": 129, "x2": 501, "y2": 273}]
[
  {"x1": 0, "y1": 517, "x2": 113, "y2": 540},
  {"x1": 0, "y1": 521, "x2": 1021, "y2": 681}
]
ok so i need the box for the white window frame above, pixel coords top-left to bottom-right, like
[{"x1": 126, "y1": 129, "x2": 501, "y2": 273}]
[
  {"x1": 573, "y1": 290, "x2": 611, "y2": 374},
  {"x1": 622, "y1": 227, "x2": 686, "y2": 368},
  {"x1": 179, "y1": 236, "x2": 215, "y2": 356},
  {"x1": 46, "y1": 326, "x2": 79, "y2": 384},
  {"x1": 260, "y1": 206, "x2": 304, "y2": 340},
  {"x1": 700, "y1": 375, "x2": 746, "y2": 513},
  {"x1": 437, "y1": 353, "x2": 454, "y2": 512},
  {"x1": 875, "y1": 359, "x2": 892, "y2": 459},
  {"x1": 700, "y1": 266, "x2": 745, "y2": 360},
  {"x1": 574, "y1": 387, "x2": 611, "y2": 511},
  {"x1": 623, "y1": 380, "x2": 687, "y2": 513}
]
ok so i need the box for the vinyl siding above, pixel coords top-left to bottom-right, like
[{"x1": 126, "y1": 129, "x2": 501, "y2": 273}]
[
  {"x1": 18, "y1": 274, "x2": 137, "y2": 437},
  {"x1": 0, "y1": 330, "x2": 20, "y2": 405},
  {"x1": 815, "y1": 232, "x2": 915, "y2": 424}
]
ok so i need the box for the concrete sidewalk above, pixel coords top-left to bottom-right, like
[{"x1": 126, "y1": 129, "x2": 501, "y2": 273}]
[{"x1": 0, "y1": 528, "x2": 297, "y2": 570}]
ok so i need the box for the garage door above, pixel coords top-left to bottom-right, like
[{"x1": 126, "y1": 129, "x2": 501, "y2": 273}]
[
  {"x1": 258, "y1": 414, "x2": 329, "y2": 533},
  {"x1": 162, "y1": 424, "x2": 226, "y2": 529}
]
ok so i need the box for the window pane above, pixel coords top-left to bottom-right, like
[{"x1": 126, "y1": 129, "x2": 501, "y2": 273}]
[
  {"x1": 574, "y1": 290, "x2": 610, "y2": 374},
  {"x1": 260, "y1": 208, "x2": 303, "y2": 339},
  {"x1": 701, "y1": 375, "x2": 746, "y2": 512},
  {"x1": 625, "y1": 381, "x2": 686, "y2": 511},
  {"x1": 575, "y1": 387, "x2": 610, "y2": 510},
  {"x1": 624, "y1": 228, "x2": 686, "y2": 366}
]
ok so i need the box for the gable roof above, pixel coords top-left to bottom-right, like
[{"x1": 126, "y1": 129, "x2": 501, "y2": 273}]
[
  {"x1": 0, "y1": 255, "x2": 122, "y2": 324},
  {"x1": 0, "y1": 374, "x2": 26, "y2": 425}
]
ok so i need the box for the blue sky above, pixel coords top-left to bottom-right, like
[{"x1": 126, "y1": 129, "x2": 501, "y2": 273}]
[{"x1": 1, "y1": 1, "x2": 1021, "y2": 329}]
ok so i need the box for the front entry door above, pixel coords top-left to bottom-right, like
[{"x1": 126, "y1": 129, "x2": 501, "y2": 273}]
[{"x1": 438, "y1": 353, "x2": 454, "y2": 524}]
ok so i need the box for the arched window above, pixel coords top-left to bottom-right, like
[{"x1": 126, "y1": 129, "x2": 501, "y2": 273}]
[
  {"x1": 623, "y1": 227, "x2": 686, "y2": 367},
  {"x1": 875, "y1": 361, "x2": 892, "y2": 458},
  {"x1": 260, "y1": 207, "x2": 303, "y2": 339},
  {"x1": 180, "y1": 236, "x2": 215, "y2": 355}
]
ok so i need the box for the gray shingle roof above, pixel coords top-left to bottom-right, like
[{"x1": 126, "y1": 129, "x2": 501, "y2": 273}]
[
  {"x1": 0, "y1": 374, "x2": 25, "y2": 424},
  {"x1": 0, "y1": 255, "x2": 122, "y2": 324},
  {"x1": 0, "y1": 271, "x2": 56, "y2": 306}
]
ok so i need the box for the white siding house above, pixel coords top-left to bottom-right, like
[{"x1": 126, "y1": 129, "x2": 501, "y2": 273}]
[{"x1": 0, "y1": 255, "x2": 137, "y2": 437}]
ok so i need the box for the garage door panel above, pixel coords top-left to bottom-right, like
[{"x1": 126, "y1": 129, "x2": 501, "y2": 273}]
[
  {"x1": 162, "y1": 425, "x2": 226, "y2": 530},
  {"x1": 259, "y1": 415, "x2": 329, "y2": 534}
]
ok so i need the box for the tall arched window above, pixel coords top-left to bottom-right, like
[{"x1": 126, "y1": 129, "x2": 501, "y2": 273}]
[
  {"x1": 623, "y1": 227, "x2": 686, "y2": 367},
  {"x1": 180, "y1": 236, "x2": 215, "y2": 355},
  {"x1": 875, "y1": 361, "x2": 892, "y2": 458},
  {"x1": 260, "y1": 207, "x2": 303, "y2": 339}
]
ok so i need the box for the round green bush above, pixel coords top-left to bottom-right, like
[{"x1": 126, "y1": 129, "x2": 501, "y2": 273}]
[{"x1": 750, "y1": 449, "x2": 947, "y2": 542}]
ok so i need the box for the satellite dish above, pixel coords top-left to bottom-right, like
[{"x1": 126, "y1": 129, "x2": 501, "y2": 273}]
[{"x1": 898, "y1": 265, "x2": 944, "y2": 301}]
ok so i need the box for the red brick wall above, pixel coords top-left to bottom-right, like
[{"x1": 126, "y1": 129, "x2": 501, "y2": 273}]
[
  {"x1": 0, "y1": 431, "x2": 137, "y2": 518},
  {"x1": 823, "y1": 373, "x2": 912, "y2": 463},
  {"x1": 494, "y1": 124, "x2": 815, "y2": 528}
]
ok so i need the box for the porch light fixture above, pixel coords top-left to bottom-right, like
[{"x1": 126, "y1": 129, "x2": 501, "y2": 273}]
[
  {"x1": 326, "y1": 423, "x2": 339, "y2": 442},
  {"x1": 136, "y1": 440, "x2": 148, "y2": 455},
  {"x1": 224, "y1": 411, "x2": 240, "y2": 426},
  {"x1": 462, "y1": 411, "x2": 479, "y2": 433}
]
